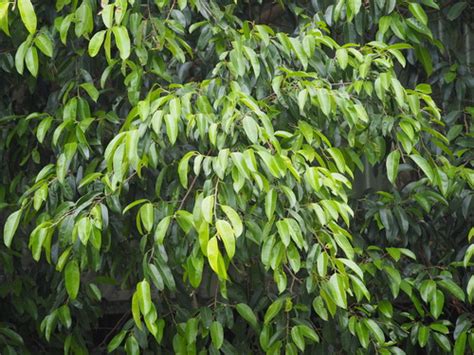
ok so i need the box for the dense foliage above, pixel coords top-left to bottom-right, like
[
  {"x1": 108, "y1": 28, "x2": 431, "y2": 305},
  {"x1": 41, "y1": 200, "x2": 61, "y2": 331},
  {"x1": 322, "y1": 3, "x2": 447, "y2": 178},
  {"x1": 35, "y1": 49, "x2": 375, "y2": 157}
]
[{"x1": 0, "y1": 0, "x2": 473, "y2": 353}]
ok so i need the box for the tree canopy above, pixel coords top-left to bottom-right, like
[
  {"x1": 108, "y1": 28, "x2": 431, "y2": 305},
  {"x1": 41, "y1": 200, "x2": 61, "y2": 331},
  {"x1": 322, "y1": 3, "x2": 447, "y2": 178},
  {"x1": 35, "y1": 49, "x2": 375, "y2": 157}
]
[{"x1": 0, "y1": 0, "x2": 473, "y2": 353}]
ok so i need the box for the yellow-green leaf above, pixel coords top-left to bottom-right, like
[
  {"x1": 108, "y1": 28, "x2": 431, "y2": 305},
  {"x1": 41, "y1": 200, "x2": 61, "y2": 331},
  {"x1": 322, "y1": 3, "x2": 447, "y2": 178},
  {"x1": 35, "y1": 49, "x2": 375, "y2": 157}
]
[
  {"x1": 216, "y1": 219, "x2": 235, "y2": 258},
  {"x1": 18, "y1": 0, "x2": 37, "y2": 34}
]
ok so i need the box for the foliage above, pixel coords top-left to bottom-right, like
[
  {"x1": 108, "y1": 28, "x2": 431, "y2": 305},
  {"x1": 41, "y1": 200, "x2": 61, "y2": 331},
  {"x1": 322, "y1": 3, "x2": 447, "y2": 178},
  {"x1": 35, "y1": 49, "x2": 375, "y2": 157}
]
[{"x1": 0, "y1": 0, "x2": 473, "y2": 353}]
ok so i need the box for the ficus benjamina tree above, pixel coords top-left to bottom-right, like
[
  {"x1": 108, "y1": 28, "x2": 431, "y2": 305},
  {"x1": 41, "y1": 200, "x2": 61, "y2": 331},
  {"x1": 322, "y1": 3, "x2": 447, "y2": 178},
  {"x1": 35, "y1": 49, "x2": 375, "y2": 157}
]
[{"x1": 0, "y1": 0, "x2": 473, "y2": 353}]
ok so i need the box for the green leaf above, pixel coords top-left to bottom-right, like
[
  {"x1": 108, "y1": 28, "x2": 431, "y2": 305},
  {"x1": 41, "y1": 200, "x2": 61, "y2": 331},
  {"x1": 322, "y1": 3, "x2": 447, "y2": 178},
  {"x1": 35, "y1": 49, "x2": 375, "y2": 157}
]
[
  {"x1": 243, "y1": 46, "x2": 260, "y2": 78},
  {"x1": 454, "y1": 331, "x2": 467, "y2": 355},
  {"x1": 291, "y1": 326, "x2": 305, "y2": 351},
  {"x1": 386, "y1": 150, "x2": 400, "y2": 185},
  {"x1": 447, "y1": 2, "x2": 467, "y2": 21},
  {"x1": 298, "y1": 324, "x2": 319, "y2": 343},
  {"x1": 316, "y1": 89, "x2": 331, "y2": 116},
  {"x1": 201, "y1": 195, "x2": 214, "y2": 224},
  {"x1": 164, "y1": 113, "x2": 179, "y2": 145},
  {"x1": 242, "y1": 116, "x2": 259, "y2": 144},
  {"x1": 65, "y1": 260, "x2": 80, "y2": 300},
  {"x1": 25, "y1": 46, "x2": 39, "y2": 77},
  {"x1": 15, "y1": 41, "x2": 29, "y2": 75},
  {"x1": 112, "y1": 26, "x2": 131, "y2": 60},
  {"x1": 77, "y1": 217, "x2": 92, "y2": 245},
  {"x1": 137, "y1": 280, "x2": 152, "y2": 315},
  {"x1": 418, "y1": 325, "x2": 429, "y2": 348},
  {"x1": 139, "y1": 203, "x2": 154, "y2": 233},
  {"x1": 80, "y1": 82, "x2": 99, "y2": 102},
  {"x1": 312, "y1": 296, "x2": 328, "y2": 321},
  {"x1": 210, "y1": 321, "x2": 224, "y2": 349},
  {"x1": 437, "y1": 278, "x2": 465, "y2": 301},
  {"x1": 236, "y1": 303, "x2": 258, "y2": 329},
  {"x1": 336, "y1": 48, "x2": 348, "y2": 69},
  {"x1": 328, "y1": 274, "x2": 347, "y2": 309},
  {"x1": 432, "y1": 332, "x2": 452, "y2": 352},
  {"x1": 409, "y1": 3, "x2": 428, "y2": 25},
  {"x1": 3, "y1": 209, "x2": 22, "y2": 248},
  {"x1": 131, "y1": 291, "x2": 142, "y2": 329},
  {"x1": 34, "y1": 33, "x2": 53, "y2": 57},
  {"x1": 123, "y1": 199, "x2": 148, "y2": 214},
  {"x1": 221, "y1": 205, "x2": 243, "y2": 237},
  {"x1": 207, "y1": 236, "x2": 226, "y2": 280},
  {"x1": 430, "y1": 290, "x2": 444, "y2": 319},
  {"x1": 415, "y1": 45, "x2": 433, "y2": 76},
  {"x1": 178, "y1": 151, "x2": 196, "y2": 188},
  {"x1": 265, "y1": 188, "x2": 277, "y2": 220},
  {"x1": 107, "y1": 330, "x2": 127, "y2": 353},
  {"x1": 125, "y1": 336, "x2": 139, "y2": 355},
  {"x1": 365, "y1": 319, "x2": 385, "y2": 344},
  {"x1": 154, "y1": 216, "x2": 172, "y2": 244},
  {"x1": 18, "y1": 0, "x2": 37, "y2": 34},
  {"x1": 420, "y1": 279, "x2": 436, "y2": 303},
  {"x1": 264, "y1": 299, "x2": 283, "y2": 324},
  {"x1": 101, "y1": 4, "x2": 114, "y2": 28},
  {"x1": 0, "y1": 1, "x2": 10, "y2": 35},
  {"x1": 410, "y1": 154, "x2": 435, "y2": 183},
  {"x1": 216, "y1": 219, "x2": 235, "y2": 258},
  {"x1": 467, "y1": 275, "x2": 474, "y2": 303},
  {"x1": 89, "y1": 30, "x2": 106, "y2": 57}
]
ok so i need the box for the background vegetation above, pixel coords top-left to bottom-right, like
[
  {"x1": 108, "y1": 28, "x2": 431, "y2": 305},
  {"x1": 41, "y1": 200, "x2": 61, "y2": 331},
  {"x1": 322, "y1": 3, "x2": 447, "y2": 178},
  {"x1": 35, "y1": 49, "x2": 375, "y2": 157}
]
[{"x1": 0, "y1": 0, "x2": 473, "y2": 353}]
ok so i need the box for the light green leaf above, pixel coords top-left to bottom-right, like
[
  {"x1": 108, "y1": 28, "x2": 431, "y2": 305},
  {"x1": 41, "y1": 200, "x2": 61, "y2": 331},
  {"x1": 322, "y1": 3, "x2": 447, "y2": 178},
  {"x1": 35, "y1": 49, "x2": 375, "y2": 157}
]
[
  {"x1": 139, "y1": 203, "x2": 154, "y2": 233},
  {"x1": 131, "y1": 291, "x2": 142, "y2": 329},
  {"x1": 430, "y1": 289, "x2": 444, "y2": 319},
  {"x1": 328, "y1": 274, "x2": 347, "y2": 309},
  {"x1": 15, "y1": 41, "x2": 29, "y2": 75},
  {"x1": 178, "y1": 151, "x2": 196, "y2": 188},
  {"x1": 4, "y1": 209, "x2": 22, "y2": 248},
  {"x1": 336, "y1": 48, "x2": 348, "y2": 69},
  {"x1": 418, "y1": 325, "x2": 429, "y2": 348},
  {"x1": 18, "y1": 0, "x2": 37, "y2": 34},
  {"x1": 123, "y1": 199, "x2": 148, "y2": 214},
  {"x1": 201, "y1": 195, "x2": 214, "y2": 224},
  {"x1": 154, "y1": 216, "x2": 171, "y2": 244},
  {"x1": 89, "y1": 30, "x2": 106, "y2": 57},
  {"x1": 467, "y1": 275, "x2": 474, "y2": 303},
  {"x1": 437, "y1": 278, "x2": 465, "y2": 301},
  {"x1": 164, "y1": 113, "x2": 178, "y2": 145},
  {"x1": 25, "y1": 46, "x2": 39, "y2": 77},
  {"x1": 316, "y1": 89, "x2": 331, "y2": 116},
  {"x1": 210, "y1": 321, "x2": 224, "y2": 349},
  {"x1": 107, "y1": 330, "x2": 127, "y2": 353},
  {"x1": 34, "y1": 33, "x2": 53, "y2": 57},
  {"x1": 0, "y1": 1, "x2": 10, "y2": 35},
  {"x1": 410, "y1": 154, "x2": 435, "y2": 183},
  {"x1": 242, "y1": 116, "x2": 259, "y2": 144},
  {"x1": 207, "y1": 236, "x2": 226, "y2": 279},
  {"x1": 365, "y1": 319, "x2": 385, "y2": 344},
  {"x1": 386, "y1": 150, "x2": 400, "y2": 185},
  {"x1": 137, "y1": 280, "x2": 152, "y2": 315},
  {"x1": 65, "y1": 260, "x2": 80, "y2": 300},
  {"x1": 264, "y1": 299, "x2": 283, "y2": 324},
  {"x1": 409, "y1": 3, "x2": 428, "y2": 25},
  {"x1": 80, "y1": 83, "x2": 99, "y2": 102},
  {"x1": 265, "y1": 188, "x2": 277, "y2": 220},
  {"x1": 221, "y1": 205, "x2": 243, "y2": 237},
  {"x1": 216, "y1": 219, "x2": 235, "y2": 258},
  {"x1": 112, "y1": 26, "x2": 131, "y2": 60},
  {"x1": 312, "y1": 296, "x2": 328, "y2": 321}
]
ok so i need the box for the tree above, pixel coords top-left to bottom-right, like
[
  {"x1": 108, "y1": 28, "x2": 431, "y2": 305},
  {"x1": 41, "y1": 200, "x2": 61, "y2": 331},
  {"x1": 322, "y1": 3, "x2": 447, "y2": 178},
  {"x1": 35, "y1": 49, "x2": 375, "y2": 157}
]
[{"x1": 0, "y1": 0, "x2": 472, "y2": 353}]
